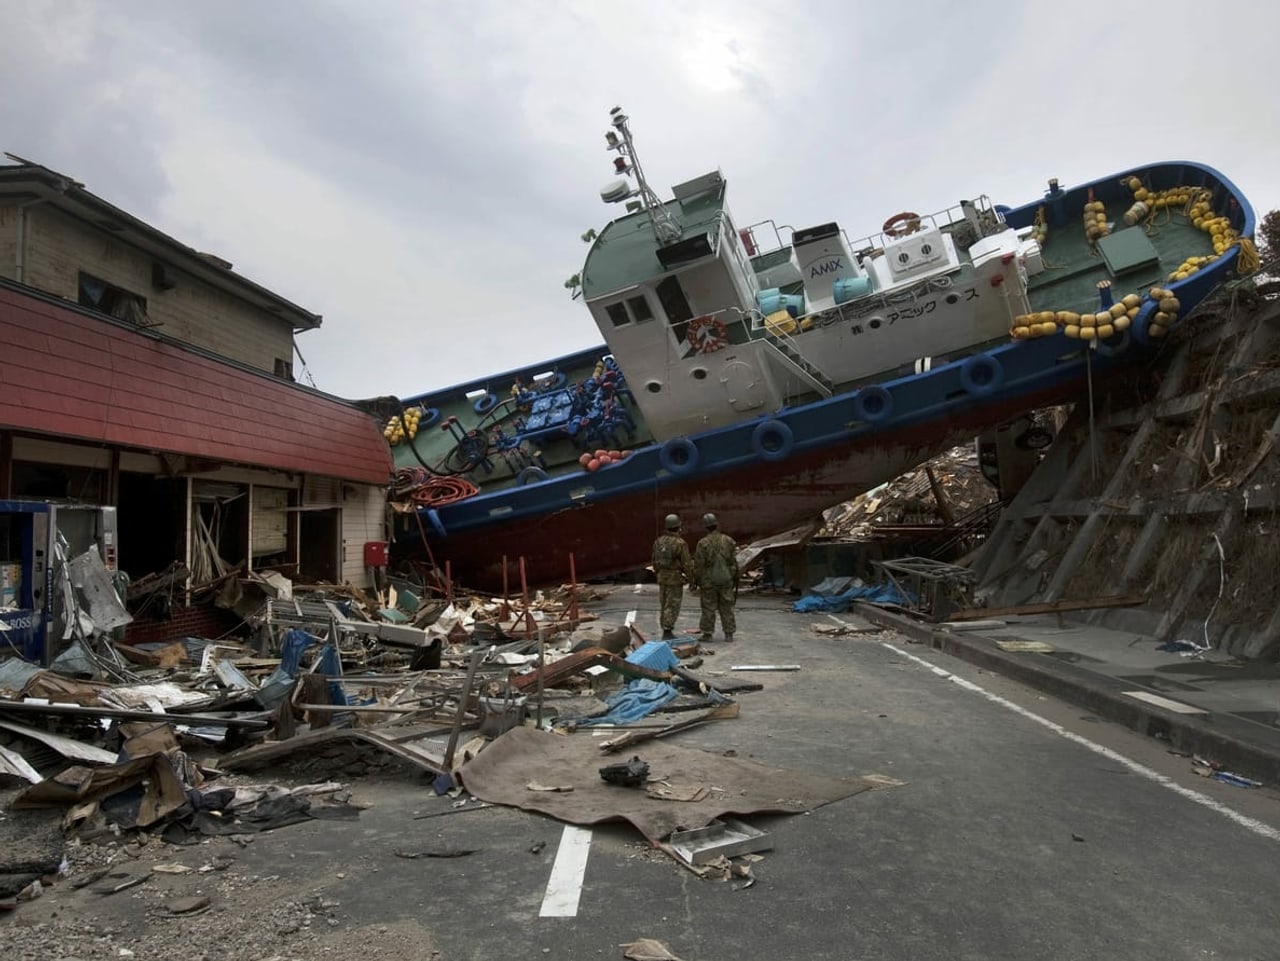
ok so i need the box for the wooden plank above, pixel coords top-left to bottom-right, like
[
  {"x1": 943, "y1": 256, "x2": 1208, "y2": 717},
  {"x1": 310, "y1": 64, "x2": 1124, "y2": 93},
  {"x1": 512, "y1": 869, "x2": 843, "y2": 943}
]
[
  {"x1": 598, "y1": 701, "x2": 739, "y2": 754},
  {"x1": 942, "y1": 594, "x2": 1146, "y2": 622}
]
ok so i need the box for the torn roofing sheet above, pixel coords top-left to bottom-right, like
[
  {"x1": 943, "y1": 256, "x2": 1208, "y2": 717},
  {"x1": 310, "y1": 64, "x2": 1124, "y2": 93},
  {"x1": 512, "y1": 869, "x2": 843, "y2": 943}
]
[{"x1": 458, "y1": 726, "x2": 878, "y2": 843}]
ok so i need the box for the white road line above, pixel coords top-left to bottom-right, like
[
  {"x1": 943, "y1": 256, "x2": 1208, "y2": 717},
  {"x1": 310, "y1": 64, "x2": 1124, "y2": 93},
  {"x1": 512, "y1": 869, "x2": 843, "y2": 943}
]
[
  {"x1": 880, "y1": 639, "x2": 1280, "y2": 843},
  {"x1": 540, "y1": 824, "x2": 593, "y2": 917}
]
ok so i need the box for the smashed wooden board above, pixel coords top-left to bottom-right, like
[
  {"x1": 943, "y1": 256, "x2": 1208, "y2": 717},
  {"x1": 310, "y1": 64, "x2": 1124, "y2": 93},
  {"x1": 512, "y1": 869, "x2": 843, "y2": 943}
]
[
  {"x1": 511, "y1": 647, "x2": 672, "y2": 693},
  {"x1": 598, "y1": 702, "x2": 739, "y2": 754},
  {"x1": 994, "y1": 639, "x2": 1056, "y2": 653},
  {"x1": 810, "y1": 621, "x2": 878, "y2": 637},
  {"x1": 218, "y1": 721, "x2": 462, "y2": 774},
  {"x1": 115, "y1": 641, "x2": 189, "y2": 669},
  {"x1": 0, "y1": 743, "x2": 41, "y2": 783}
]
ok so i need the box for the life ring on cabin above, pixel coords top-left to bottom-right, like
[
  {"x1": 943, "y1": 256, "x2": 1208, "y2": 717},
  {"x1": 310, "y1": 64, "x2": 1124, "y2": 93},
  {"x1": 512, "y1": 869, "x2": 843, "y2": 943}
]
[
  {"x1": 853, "y1": 385, "x2": 894, "y2": 423},
  {"x1": 1094, "y1": 329, "x2": 1132, "y2": 358},
  {"x1": 751, "y1": 419, "x2": 794, "y2": 462},
  {"x1": 516, "y1": 465, "x2": 550, "y2": 486},
  {"x1": 960, "y1": 353, "x2": 1004, "y2": 395},
  {"x1": 688, "y1": 315, "x2": 729, "y2": 354},
  {"x1": 473, "y1": 392, "x2": 499, "y2": 415},
  {"x1": 659, "y1": 437, "x2": 700, "y2": 474},
  {"x1": 418, "y1": 407, "x2": 441, "y2": 429},
  {"x1": 882, "y1": 211, "x2": 922, "y2": 238},
  {"x1": 426, "y1": 508, "x2": 447, "y2": 539}
]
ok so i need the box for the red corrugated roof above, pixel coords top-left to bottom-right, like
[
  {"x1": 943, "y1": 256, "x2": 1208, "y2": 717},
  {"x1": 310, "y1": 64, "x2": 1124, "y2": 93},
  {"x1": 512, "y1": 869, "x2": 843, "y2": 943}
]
[{"x1": 0, "y1": 285, "x2": 392, "y2": 485}]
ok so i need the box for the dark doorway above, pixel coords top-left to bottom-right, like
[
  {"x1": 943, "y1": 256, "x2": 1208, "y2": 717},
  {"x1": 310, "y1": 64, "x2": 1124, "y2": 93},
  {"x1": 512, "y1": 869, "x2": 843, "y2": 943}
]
[
  {"x1": 117, "y1": 473, "x2": 186, "y2": 579},
  {"x1": 299, "y1": 508, "x2": 341, "y2": 583}
]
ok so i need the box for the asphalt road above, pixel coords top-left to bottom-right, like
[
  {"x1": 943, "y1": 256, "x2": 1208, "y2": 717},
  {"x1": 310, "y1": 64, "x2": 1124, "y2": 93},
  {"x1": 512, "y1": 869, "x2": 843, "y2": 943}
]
[{"x1": 7, "y1": 590, "x2": 1280, "y2": 960}]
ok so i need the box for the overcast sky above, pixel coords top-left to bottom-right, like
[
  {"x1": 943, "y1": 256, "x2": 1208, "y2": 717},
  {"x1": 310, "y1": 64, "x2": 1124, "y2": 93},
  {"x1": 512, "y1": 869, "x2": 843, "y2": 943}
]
[{"x1": 5, "y1": 0, "x2": 1277, "y2": 401}]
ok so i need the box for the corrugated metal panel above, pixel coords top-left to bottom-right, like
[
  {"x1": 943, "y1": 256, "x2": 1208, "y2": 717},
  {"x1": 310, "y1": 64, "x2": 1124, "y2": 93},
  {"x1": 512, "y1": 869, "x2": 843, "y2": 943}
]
[
  {"x1": 252, "y1": 486, "x2": 289, "y2": 557},
  {"x1": 0, "y1": 284, "x2": 393, "y2": 484},
  {"x1": 341, "y1": 484, "x2": 386, "y2": 587}
]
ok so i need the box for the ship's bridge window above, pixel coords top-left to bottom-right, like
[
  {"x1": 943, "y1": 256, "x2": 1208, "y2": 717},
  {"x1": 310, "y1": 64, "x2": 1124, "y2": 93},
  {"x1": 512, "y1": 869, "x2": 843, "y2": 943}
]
[{"x1": 605, "y1": 295, "x2": 656, "y2": 327}]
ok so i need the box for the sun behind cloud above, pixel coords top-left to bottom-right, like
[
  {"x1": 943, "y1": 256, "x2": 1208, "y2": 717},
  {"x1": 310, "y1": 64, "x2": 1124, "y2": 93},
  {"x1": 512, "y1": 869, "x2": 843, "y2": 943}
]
[{"x1": 679, "y1": 28, "x2": 754, "y2": 94}]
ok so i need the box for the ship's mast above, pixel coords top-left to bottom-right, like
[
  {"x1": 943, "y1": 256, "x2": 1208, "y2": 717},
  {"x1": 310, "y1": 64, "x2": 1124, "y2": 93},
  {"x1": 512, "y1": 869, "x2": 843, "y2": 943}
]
[{"x1": 601, "y1": 106, "x2": 682, "y2": 245}]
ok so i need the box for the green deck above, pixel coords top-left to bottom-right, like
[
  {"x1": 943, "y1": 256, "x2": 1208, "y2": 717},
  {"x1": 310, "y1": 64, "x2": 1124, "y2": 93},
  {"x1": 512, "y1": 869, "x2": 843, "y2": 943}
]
[{"x1": 1026, "y1": 217, "x2": 1211, "y2": 315}]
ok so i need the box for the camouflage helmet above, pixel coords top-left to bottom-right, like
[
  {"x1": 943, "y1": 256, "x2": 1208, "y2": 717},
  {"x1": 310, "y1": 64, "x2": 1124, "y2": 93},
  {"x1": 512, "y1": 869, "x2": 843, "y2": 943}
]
[
  {"x1": 664, "y1": 513, "x2": 681, "y2": 531},
  {"x1": 702, "y1": 512, "x2": 718, "y2": 529}
]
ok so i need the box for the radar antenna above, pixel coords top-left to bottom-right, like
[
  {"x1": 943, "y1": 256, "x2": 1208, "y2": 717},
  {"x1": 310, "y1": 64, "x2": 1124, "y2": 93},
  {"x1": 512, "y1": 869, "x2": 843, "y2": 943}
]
[{"x1": 599, "y1": 107, "x2": 682, "y2": 245}]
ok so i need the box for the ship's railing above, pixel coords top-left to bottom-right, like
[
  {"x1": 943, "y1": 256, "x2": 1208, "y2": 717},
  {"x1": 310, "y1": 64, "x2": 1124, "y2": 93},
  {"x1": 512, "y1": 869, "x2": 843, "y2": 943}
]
[{"x1": 742, "y1": 195, "x2": 1002, "y2": 263}]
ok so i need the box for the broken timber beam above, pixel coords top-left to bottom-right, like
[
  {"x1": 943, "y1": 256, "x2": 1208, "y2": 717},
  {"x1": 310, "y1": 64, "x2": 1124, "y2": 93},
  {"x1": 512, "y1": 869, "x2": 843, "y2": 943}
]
[
  {"x1": 599, "y1": 701, "x2": 740, "y2": 754},
  {"x1": 510, "y1": 647, "x2": 673, "y2": 693},
  {"x1": 942, "y1": 594, "x2": 1146, "y2": 622}
]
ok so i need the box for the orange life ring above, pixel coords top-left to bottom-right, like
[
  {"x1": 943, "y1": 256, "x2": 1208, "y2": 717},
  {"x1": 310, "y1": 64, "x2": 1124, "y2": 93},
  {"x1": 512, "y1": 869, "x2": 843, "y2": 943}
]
[
  {"x1": 883, "y1": 211, "x2": 922, "y2": 238},
  {"x1": 688, "y1": 314, "x2": 729, "y2": 353}
]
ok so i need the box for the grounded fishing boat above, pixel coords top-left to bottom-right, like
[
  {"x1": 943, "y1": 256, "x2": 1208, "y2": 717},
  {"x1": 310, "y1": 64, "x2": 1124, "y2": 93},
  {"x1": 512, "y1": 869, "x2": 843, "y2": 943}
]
[{"x1": 383, "y1": 107, "x2": 1257, "y2": 589}]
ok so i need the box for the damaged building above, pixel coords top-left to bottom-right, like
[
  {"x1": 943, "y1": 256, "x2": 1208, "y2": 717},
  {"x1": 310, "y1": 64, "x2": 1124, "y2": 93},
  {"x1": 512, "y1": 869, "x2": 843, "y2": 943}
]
[{"x1": 0, "y1": 157, "x2": 391, "y2": 660}]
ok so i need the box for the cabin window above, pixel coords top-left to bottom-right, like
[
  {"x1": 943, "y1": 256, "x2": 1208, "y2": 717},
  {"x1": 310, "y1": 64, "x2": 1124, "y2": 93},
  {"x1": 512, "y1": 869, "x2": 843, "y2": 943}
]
[
  {"x1": 627, "y1": 295, "x2": 654, "y2": 322},
  {"x1": 78, "y1": 272, "x2": 150, "y2": 325},
  {"x1": 605, "y1": 295, "x2": 656, "y2": 327}
]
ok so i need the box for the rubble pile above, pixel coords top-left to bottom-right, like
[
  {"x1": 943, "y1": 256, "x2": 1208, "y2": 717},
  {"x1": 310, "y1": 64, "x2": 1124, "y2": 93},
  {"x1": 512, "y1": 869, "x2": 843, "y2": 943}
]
[
  {"x1": 818, "y1": 446, "x2": 998, "y2": 540},
  {"x1": 2, "y1": 567, "x2": 894, "y2": 933}
]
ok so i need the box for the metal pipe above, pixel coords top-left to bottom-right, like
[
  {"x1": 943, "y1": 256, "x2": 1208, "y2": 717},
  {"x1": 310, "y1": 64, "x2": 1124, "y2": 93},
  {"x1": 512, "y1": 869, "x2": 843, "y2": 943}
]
[{"x1": 14, "y1": 198, "x2": 44, "y2": 284}]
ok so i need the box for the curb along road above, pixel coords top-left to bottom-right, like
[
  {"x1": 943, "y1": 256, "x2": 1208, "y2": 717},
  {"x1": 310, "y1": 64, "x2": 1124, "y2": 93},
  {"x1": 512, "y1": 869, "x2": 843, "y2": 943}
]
[{"x1": 853, "y1": 602, "x2": 1280, "y2": 786}]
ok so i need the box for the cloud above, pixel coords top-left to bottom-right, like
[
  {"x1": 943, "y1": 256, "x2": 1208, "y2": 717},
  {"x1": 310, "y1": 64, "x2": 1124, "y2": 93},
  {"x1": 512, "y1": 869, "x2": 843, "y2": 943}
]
[{"x1": 1, "y1": 0, "x2": 1277, "y2": 403}]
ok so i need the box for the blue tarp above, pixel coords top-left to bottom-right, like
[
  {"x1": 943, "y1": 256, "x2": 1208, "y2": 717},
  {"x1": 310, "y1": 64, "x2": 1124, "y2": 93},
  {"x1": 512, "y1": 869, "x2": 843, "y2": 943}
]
[
  {"x1": 792, "y1": 583, "x2": 912, "y2": 613},
  {"x1": 576, "y1": 678, "x2": 680, "y2": 726}
]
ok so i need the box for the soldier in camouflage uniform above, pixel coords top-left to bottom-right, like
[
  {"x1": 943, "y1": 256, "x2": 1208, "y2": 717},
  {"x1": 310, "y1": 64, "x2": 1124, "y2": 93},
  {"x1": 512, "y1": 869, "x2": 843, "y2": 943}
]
[
  {"x1": 652, "y1": 514, "x2": 693, "y2": 640},
  {"x1": 693, "y1": 512, "x2": 738, "y2": 642}
]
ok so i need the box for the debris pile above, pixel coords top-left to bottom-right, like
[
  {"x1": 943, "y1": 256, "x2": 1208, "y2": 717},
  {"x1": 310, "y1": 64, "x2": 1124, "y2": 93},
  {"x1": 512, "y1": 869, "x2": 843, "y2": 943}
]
[
  {"x1": 818, "y1": 446, "x2": 998, "y2": 540},
  {"x1": 2, "y1": 575, "x2": 894, "y2": 917}
]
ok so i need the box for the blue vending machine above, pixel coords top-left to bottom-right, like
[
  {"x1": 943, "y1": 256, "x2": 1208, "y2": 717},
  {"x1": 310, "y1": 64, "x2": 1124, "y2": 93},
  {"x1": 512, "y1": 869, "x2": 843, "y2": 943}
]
[{"x1": 0, "y1": 500, "x2": 119, "y2": 665}]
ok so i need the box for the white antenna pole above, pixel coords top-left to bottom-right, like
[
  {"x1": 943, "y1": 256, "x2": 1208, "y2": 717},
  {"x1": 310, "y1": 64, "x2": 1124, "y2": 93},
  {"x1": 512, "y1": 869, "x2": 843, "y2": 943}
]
[{"x1": 604, "y1": 107, "x2": 682, "y2": 245}]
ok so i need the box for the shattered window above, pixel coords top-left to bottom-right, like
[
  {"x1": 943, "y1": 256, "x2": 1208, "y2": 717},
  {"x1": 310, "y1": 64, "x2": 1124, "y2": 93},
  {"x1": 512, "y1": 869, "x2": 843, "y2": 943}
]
[{"x1": 78, "y1": 271, "x2": 150, "y2": 325}]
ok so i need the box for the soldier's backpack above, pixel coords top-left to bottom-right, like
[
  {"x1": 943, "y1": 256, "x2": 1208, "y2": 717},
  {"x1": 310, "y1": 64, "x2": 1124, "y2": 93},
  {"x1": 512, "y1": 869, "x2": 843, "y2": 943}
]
[
  {"x1": 654, "y1": 536, "x2": 676, "y2": 569},
  {"x1": 706, "y1": 547, "x2": 733, "y2": 588}
]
